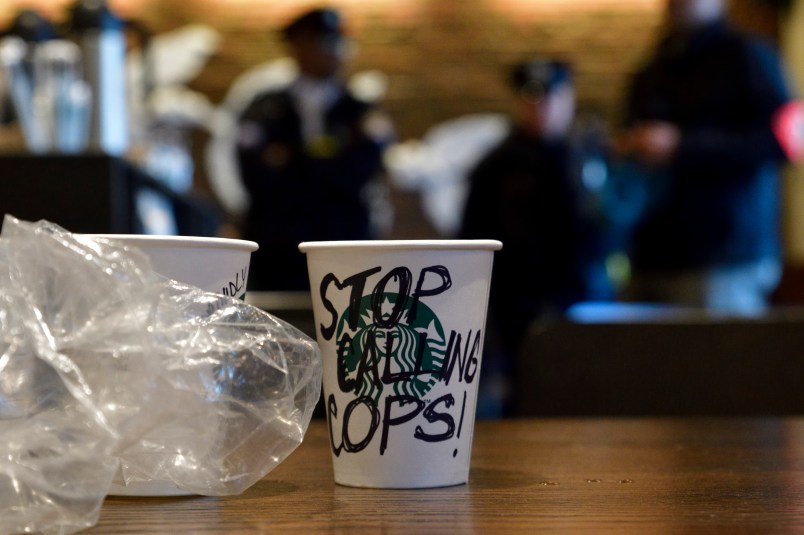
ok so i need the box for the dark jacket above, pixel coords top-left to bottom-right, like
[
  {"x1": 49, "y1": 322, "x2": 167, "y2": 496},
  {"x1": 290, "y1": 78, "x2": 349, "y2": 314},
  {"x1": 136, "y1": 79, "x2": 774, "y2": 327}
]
[
  {"x1": 624, "y1": 21, "x2": 792, "y2": 271},
  {"x1": 460, "y1": 126, "x2": 594, "y2": 346},
  {"x1": 237, "y1": 86, "x2": 385, "y2": 290}
]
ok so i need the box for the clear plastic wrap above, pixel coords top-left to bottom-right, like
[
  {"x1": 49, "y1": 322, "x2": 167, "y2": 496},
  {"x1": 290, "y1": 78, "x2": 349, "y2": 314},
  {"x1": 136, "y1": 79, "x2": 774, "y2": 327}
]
[{"x1": 0, "y1": 216, "x2": 322, "y2": 535}]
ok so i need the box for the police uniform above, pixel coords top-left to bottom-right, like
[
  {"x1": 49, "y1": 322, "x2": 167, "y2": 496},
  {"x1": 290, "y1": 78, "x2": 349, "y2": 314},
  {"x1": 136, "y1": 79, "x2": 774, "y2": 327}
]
[
  {"x1": 460, "y1": 60, "x2": 598, "y2": 378},
  {"x1": 236, "y1": 9, "x2": 389, "y2": 291}
]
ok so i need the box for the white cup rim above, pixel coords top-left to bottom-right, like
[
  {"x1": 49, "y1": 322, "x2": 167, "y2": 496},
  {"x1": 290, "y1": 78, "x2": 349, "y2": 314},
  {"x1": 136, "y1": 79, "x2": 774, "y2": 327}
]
[
  {"x1": 85, "y1": 234, "x2": 259, "y2": 252},
  {"x1": 299, "y1": 239, "x2": 502, "y2": 253}
]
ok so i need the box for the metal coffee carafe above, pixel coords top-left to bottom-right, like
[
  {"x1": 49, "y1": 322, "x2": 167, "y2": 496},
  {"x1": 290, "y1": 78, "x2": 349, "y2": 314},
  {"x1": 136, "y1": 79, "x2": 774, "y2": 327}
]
[{"x1": 67, "y1": 0, "x2": 128, "y2": 155}]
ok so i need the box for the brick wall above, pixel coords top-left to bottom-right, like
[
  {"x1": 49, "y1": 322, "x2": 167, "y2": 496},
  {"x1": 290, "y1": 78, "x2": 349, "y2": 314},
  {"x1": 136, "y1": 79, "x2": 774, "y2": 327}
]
[
  {"x1": 138, "y1": 0, "x2": 667, "y2": 139},
  {"x1": 0, "y1": 0, "x2": 674, "y2": 138},
  {"x1": 116, "y1": 0, "x2": 776, "y2": 139}
]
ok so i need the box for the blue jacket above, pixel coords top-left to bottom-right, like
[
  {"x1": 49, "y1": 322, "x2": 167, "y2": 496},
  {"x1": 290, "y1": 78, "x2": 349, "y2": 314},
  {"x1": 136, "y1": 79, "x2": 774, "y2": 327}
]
[{"x1": 624, "y1": 21, "x2": 792, "y2": 271}]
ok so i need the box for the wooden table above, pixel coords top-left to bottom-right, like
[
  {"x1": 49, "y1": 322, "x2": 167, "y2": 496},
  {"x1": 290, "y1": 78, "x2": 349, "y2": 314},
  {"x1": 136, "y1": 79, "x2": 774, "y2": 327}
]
[{"x1": 92, "y1": 418, "x2": 804, "y2": 533}]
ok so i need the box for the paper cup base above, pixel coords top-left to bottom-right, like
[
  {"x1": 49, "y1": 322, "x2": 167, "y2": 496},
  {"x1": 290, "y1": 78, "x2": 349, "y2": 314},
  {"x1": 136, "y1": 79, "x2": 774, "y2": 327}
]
[
  {"x1": 334, "y1": 472, "x2": 468, "y2": 489},
  {"x1": 107, "y1": 480, "x2": 194, "y2": 497}
]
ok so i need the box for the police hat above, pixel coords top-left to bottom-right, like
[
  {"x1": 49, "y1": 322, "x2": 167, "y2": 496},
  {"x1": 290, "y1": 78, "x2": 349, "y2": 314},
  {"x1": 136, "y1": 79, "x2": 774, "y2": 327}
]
[
  {"x1": 282, "y1": 8, "x2": 344, "y2": 41},
  {"x1": 511, "y1": 59, "x2": 572, "y2": 99}
]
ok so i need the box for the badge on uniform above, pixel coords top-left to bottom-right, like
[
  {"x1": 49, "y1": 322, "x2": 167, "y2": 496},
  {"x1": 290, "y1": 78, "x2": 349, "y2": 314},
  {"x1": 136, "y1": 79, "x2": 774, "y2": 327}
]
[{"x1": 306, "y1": 134, "x2": 338, "y2": 158}]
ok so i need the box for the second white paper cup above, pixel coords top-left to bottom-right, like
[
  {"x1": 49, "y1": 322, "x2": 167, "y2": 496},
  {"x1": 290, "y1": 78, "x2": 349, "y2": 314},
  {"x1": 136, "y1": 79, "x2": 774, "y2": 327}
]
[
  {"x1": 300, "y1": 239, "x2": 501, "y2": 488},
  {"x1": 87, "y1": 234, "x2": 258, "y2": 299},
  {"x1": 86, "y1": 234, "x2": 258, "y2": 496}
]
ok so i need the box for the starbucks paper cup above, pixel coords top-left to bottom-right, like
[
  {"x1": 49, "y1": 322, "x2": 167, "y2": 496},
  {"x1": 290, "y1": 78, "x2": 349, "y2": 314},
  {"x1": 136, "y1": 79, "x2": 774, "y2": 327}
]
[
  {"x1": 88, "y1": 234, "x2": 258, "y2": 299},
  {"x1": 87, "y1": 234, "x2": 258, "y2": 496},
  {"x1": 300, "y1": 239, "x2": 501, "y2": 488}
]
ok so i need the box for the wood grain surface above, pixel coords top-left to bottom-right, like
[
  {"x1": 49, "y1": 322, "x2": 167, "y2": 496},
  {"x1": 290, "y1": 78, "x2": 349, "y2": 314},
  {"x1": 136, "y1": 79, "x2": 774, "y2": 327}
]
[{"x1": 90, "y1": 418, "x2": 804, "y2": 533}]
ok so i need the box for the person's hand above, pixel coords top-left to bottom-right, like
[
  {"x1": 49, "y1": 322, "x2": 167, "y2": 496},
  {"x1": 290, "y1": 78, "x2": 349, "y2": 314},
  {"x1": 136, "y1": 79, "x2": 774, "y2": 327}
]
[{"x1": 618, "y1": 122, "x2": 681, "y2": 166}]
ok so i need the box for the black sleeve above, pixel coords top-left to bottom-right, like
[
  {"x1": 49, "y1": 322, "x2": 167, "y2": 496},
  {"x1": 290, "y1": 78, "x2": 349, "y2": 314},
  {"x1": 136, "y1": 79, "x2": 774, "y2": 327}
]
[{"x1": 676, "y1": 39, "x2": 793, "y2": 172}]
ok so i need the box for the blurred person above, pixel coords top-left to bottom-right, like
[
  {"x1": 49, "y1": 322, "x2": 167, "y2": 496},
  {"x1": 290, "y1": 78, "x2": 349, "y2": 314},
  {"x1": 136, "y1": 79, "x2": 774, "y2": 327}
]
[
  {"x1": 236, "y1": 7, "x2": 393, "y2": 291},
  {"x1": 460, "y1": 59, "x2": 603, "y2": 415},
  {"x1": 618, "y1": 0, "x2": 796, "y2": 313}
]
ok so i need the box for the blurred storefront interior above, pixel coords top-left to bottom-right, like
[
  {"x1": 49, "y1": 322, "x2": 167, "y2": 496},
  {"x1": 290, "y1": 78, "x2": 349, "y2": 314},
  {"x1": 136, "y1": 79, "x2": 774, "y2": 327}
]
[{"x1": 1, "y1": 0, "x2": 804, "y2": 301}]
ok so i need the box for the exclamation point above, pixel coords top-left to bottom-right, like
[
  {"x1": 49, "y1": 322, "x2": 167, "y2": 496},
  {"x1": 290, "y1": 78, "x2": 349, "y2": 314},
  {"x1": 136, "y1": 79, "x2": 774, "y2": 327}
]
[{"x1": 453, "y1": 390, "x2": 468, "y2": 457}]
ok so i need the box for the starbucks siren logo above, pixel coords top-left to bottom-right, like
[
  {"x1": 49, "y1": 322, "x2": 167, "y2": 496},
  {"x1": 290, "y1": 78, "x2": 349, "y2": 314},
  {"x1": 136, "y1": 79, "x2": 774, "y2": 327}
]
[{"x1": 335, "y1": 293, "x2": 446, "y2": 403}]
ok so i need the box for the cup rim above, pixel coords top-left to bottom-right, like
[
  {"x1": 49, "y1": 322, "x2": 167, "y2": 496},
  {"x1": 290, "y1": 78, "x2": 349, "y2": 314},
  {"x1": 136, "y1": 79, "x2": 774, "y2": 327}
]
[
  {"x1": 299, "y1": 239, "x2": 502, "y2": 253},
  {"x1": 84, "y1": 234, "x2": 259, "y2": 252}
]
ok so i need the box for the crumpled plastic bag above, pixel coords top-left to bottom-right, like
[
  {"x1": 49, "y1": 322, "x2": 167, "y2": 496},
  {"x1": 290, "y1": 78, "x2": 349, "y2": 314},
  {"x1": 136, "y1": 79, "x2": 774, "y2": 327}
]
[{"x1": 0, "y1": 216, "x2": 322, "y2": 535}]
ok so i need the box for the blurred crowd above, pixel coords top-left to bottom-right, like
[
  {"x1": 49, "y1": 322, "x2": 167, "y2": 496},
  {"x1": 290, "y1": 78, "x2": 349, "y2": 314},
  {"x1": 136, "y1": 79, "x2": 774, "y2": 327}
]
[
  {"x1": 1, "y1": 0, "x2": 802, "y2": 416},
  {"x1": 459, "y1": 0, "x2": 801, "y2": 415}
]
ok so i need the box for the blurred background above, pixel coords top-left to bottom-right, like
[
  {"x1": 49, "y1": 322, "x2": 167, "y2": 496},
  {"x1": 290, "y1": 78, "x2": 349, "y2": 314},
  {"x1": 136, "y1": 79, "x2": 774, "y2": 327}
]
[
  {"x1": 0, "y1": 1, "x2": 793, "y2": 241},
  {"x1": 2, "y1": 0, "x2": 804, "y2": 418},
  {"x1": 2, "y1": 1, "x2": 797, "y2": 280}
]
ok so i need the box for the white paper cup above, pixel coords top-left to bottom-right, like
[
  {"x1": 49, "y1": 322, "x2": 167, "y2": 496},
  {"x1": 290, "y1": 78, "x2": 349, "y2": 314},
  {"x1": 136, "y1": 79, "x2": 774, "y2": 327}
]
[
  {"x1": 88, "y1": 234, "x2": 258, "y2": 299},
  {"x1": 86, "y1": 234, "x2": 258, "y2": 496},
  {"x1": 300, "y1": 239, "x2": 501, "y2": 488}
]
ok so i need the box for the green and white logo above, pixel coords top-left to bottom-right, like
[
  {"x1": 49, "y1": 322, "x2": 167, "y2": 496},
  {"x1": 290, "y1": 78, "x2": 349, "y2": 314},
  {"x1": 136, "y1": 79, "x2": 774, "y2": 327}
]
[{"x1": 335, "y1": 293, "x2": 446, "y2": 403}]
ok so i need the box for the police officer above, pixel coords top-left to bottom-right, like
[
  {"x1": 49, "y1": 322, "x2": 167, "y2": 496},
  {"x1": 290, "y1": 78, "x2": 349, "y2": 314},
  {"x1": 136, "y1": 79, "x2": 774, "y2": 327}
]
[
  {"x1": 460, "y1": 59, "x2": 600, "y2": 415},
  {"x1": 237, "y1": 7, "x2": 392, "y2": 291},
  {"x1": 619, "y1": 0, "x2": 794, "y2": 313}
]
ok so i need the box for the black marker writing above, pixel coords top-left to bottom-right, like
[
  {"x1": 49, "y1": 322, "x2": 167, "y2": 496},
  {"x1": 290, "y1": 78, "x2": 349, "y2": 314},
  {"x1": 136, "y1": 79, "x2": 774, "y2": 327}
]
[
  {"x1": 221, "y1": 267, "x2": 248, "y2": 298},
  {"x1": 319, "y1": 264, "x2": 452, "y2": 340}
]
